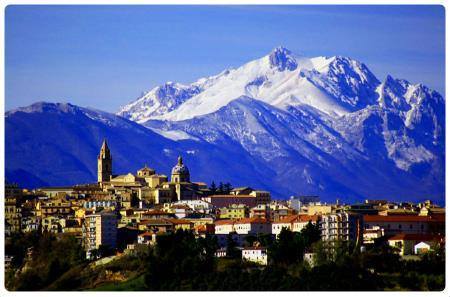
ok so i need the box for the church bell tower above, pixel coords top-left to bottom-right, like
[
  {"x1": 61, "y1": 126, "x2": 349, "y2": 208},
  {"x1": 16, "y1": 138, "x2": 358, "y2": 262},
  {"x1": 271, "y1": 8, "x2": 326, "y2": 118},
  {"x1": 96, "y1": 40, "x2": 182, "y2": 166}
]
[{"x1": 98, "y1": 139, "x2": 112, "y2": 183}]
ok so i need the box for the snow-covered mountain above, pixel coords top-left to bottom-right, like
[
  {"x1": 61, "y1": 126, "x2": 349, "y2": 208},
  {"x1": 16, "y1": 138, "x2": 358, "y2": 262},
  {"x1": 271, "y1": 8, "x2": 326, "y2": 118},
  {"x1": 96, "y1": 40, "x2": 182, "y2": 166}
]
[
  {"x1": 6, "y1": 47, "x2": 444, "y2": 203},
  {"x1": 118, "y1": 46, "x2": 381, "y2": 122},
  {"x1": 118, "y1": 46, "x2": 444, "y2": 203}
]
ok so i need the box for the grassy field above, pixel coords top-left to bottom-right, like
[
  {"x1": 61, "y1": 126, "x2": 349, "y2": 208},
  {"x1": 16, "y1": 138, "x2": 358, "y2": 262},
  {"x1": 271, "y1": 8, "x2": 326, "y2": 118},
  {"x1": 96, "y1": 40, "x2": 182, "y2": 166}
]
[{"x1": 91, "y1": 274, "x2": 146, "y2": 291}]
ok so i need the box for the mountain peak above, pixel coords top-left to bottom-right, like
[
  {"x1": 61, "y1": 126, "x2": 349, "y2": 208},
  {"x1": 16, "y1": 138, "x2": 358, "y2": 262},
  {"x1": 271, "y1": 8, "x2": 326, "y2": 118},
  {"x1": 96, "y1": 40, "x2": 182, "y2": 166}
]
[
  {"x1": 6, "y1": 102, "x2": 79, "y2": 116},
  {"x1": 268, "y1": 46, "x2": 298, "y2": 71},
  {"x1": 271, "y1": 45, "x2": 291, "y2": 53}
]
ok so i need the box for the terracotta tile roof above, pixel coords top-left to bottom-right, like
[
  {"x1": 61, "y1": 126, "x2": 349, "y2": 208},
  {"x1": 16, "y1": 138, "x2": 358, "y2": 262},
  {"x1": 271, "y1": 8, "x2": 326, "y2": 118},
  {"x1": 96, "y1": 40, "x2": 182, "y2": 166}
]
[
  {"x1": 139, "y1": 219, "x2": 173, "y2": 225},
  {"x1": 388, "y1": 233, "x2": 443, "y2": 242},
  {"x1": 166, "y1": 218, "x2": 192, "y2": 225},
  {"x1": 143, "y1": 210, "x2": 170, "y2": 215},
  {"x1": 138, "y1": 231, "x2": 155, "y2": 237},
  {"x1": 364, "y1": 215, "x2": 443, "y2": 223},
  {"x1": 431, "y1": 213, "x2": 445, "y2": 220},
  {"x1": 210, "y1": 195, "x2": 255, "y2": 198},
  {"x1": 272, "y1": 214, "x2": 319, "y2": 224},
  {"x1": 235, "y1": 217, "x2": 269, "y2": 224},
  {"x1": 273, "y1": 215, "x2": 298, "y2": 224},
  {"x1": 195, "y1": 225, "x2": 206, "y2": 232},
  {"x1": 214, "y1": 219, "x2": 236, "y2": 226},
  {"x1": 295, "y1": 215, "x2": 319, "y2": 223}
]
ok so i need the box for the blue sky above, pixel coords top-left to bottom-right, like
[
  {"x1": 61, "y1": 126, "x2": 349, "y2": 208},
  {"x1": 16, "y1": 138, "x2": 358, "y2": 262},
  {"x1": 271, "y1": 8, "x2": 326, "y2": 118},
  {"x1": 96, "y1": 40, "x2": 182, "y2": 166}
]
[{"x1": 6, "y1": 5, "x2": 445, "y2": 112}]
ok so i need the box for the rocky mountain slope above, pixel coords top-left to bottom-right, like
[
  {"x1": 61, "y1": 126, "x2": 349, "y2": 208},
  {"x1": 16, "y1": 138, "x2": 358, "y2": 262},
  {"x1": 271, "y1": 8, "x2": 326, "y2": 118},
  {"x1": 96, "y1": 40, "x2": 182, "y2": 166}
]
[
  {"x1": 6, "y1": 47, "x2": 444, "y2": 202},
  {"x1": 120, "y1": 47, "x2": 445, "y2": 202}
]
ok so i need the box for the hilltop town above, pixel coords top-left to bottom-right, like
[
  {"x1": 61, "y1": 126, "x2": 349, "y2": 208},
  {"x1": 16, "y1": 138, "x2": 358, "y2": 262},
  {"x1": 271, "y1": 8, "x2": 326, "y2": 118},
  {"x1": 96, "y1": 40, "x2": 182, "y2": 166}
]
[{"x1": 5, "y1": 140, "x2": 446, "y2": 290}]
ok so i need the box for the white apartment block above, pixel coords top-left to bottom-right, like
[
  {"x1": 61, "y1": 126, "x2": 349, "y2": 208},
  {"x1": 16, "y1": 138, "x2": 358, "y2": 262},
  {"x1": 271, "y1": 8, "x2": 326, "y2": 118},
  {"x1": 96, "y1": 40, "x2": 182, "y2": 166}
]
[
  {"x1": 215, "y1": 218, "x2": 271, "y2": 235},
  {"x1": 83, "y1": 211, "x2": 117, "y2": 258},
  {"x1": 272, "y1": 215, "x2": 319, "y2": 236},
  {"x1": 242, "y1": 247, "x2": 268, "y2": 265},
  {"x1": 234, "y1": 218, "x2": 271, "y2": 235},
  {"x1": 320, "y1": 212, "x2": 361, "y2": 242}
]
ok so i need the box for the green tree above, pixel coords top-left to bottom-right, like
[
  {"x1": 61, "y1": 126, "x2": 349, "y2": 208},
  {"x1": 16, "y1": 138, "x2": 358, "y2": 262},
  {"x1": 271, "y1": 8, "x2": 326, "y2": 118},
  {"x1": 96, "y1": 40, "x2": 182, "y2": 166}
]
[
  {"x1": 269, "y1": 228, "x2": 304, "y2": 266},
  {"x1": 210, "y1": 181, "x2": 217, "y2": 194},
  {"x1": 299, "y1": 221, "x2": 321, "y2": 248},
  {"x1": 218, "y1": 182, "x2": 224, "y2": 194},
  {"x1": 225, "y1": 234, "x2": 240, "y2": 259},
  {"x1": 223, "y1": 182, "x2": 232, "y2": 194}
]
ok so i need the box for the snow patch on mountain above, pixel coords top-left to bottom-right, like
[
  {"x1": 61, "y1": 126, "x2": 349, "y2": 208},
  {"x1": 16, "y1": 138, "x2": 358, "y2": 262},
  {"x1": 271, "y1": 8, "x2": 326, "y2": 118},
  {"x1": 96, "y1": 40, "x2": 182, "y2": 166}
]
[
  {"x1": 149, "y1": 128, "x2": 199, "y2": 141},
  {"x1": 118, "y1": 47, "x2": 382, "y2": 121},
  {"x1": 118, "y1": 82, "x2": 202, "y2": 123}
]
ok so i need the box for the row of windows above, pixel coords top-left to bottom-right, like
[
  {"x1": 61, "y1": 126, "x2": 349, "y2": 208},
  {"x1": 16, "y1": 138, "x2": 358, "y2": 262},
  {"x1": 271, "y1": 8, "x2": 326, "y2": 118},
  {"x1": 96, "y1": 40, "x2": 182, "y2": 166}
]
[
  {"x1": 366, "y1": 224, "x2": 425, "y2": 230},
  {"x1": 243, "y1": 250, "x2": 267, "y2": 255}
]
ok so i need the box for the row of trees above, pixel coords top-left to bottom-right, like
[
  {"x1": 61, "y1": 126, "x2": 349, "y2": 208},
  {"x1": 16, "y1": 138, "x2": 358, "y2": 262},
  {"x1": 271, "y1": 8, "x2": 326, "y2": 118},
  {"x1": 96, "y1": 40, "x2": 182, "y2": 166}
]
[
  {"x1": 5, "y1": 231, "x2": 86, "y2": 290},
  {"x1": 141, "y1": 226, "x2": 387, "y2": 290},
  {"x1": 209, "y1": 181, "x2": 233, "y2": 195},
  {"x1": 143, "y1": 225, "x2": 445, "y2": 290},
  {"x1": 6, "y1": 225, "x2": 445, "y2": 291}
]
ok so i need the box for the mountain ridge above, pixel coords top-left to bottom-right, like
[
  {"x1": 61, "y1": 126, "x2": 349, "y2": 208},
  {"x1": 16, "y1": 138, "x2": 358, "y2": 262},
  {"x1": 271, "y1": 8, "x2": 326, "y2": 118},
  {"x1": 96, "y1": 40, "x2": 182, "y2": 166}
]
[{"x1": 6, "y1": 47, "x2": 445, "y2": 203}]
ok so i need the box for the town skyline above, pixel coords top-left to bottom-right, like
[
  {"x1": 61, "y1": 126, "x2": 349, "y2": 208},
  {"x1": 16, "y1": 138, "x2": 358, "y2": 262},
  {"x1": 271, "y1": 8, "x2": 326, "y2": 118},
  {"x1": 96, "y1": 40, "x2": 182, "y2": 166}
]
[
  {"x1": 4, "y1": 4, "x2": 446, "y2": 291},
  {"x1": 5, "y1": 139, "x2": 446, "y2": 291}
]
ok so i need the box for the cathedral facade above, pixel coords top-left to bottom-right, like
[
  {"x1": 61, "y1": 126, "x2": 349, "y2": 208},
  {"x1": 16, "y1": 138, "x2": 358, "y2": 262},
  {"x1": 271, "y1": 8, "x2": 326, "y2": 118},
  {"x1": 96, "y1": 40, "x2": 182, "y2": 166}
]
[{"x1": 96, "y1": 140, "x2": 209, "y2": 206}]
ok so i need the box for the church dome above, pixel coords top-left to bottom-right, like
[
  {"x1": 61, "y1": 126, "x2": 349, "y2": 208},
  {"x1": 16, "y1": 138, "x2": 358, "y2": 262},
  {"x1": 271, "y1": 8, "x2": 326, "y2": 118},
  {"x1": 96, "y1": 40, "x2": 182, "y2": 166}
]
[
  {"x1": 137, "y1": 164, "x2": 155, "y2": 176},
  {"x1": 171, "y1": 156, "x2": 190, "y2": 175}
]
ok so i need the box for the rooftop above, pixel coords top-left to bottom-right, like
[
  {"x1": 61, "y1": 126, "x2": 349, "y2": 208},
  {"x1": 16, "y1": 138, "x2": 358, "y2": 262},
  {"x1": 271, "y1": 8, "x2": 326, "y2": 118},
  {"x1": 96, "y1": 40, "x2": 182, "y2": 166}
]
[
  {"x1": 388, "y1": 233, "x2": 443, "y2": 242},
  {"x1": 364, "y1": 215, "x2": 444, "y2": 223}
]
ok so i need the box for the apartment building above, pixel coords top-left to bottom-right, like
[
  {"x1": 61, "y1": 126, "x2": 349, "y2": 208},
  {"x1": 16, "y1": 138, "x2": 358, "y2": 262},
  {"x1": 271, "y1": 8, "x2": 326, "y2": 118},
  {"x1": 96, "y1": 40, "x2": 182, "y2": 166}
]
[
  {"x1": 320, "y1": 212, "x2": 362, "y2": 242},
  {"x1": 83, "y1": 211, "x2": 117, "y2": 258}
]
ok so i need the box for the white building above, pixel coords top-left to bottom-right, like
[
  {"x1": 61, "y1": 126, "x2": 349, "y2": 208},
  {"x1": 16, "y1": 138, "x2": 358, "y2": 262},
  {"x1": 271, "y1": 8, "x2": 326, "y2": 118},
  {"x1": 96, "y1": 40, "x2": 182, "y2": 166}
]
[
  {"x1": 215, "y1": 218, "x2": 271, "y2": 235},
  {"x1": 234, "y1": 218, "x2": 271, "y2": 235},
  {"x1": 137, "y1": 232, "x2": 156, "y2": 245},
  {"x1": 214, "y1": 218, "x2": 271, "y2": 247},
  {"x1": 272, "y1": 215, "x2": 319, "y2": 236},
  {"x1": 288, "y1": 197, "x2": 302, "y2": 211},
  {"x1": 170, "y1": 204, "x2": 193, "y2": 218},
  {"x1": 84, "y1": 200, "x2": 117, "y2": 209},
  {"x1": 272, "y1": 215, "x2": 296, "y2": 235},
  {"x1": 363, "y1": 226, "x2": 384, "y2": 244},
  {"x1": 414, "y1": 242, "x2": 431, "y2": 255},
  {"x1": 363, "y1": 215, "x2": 443, "y2": 236},
  {"x1": 215, "y1": 220, "x2": 236, "y2": 235},
  {"x1": 292, "y1": 215, "x2": 319, "y2": 232},
  {"x1": 83, "y1": 211, "x2": 117, "y2": 259},
  {"x1": 215, "y1": 248, "x2": 227, "y2": 258},
  {"x1": 320, "y1": 212, "x2": 362, "y2": 242},
  {"x1": 242, "y1": 247, "x2": 268, "y2": 265},
  {"x1": 177, "y1": 200, "x2": 214, "y2": 213}
]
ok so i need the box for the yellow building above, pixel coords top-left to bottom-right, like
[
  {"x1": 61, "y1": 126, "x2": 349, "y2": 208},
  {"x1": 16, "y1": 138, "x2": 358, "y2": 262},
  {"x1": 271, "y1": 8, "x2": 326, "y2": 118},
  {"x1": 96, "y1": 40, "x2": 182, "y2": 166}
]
[
  {"x1": 36, "y1": 198, "x2": 73, "y2": 218},
  {"x1": 168, "y1": 218, "x2": 194, "y2": 231},
  {"x1": 83, "y1": 211, "x2": 117, "y2": 259},
  {"x1": 42, "y1": 216, "x2": 63, "y2": 233},
  {"x1": 306, "y1": 205, "x2": 333, "y2": 215},
  {"x1": 218, "y1": 204, "x2": 248, "y2": 219}
]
